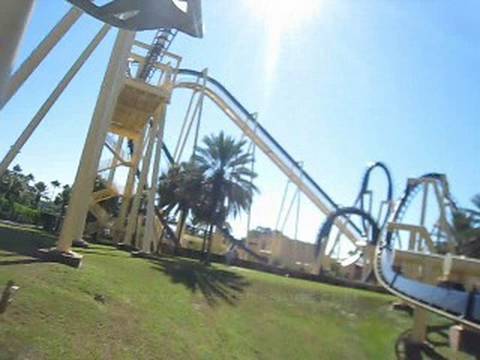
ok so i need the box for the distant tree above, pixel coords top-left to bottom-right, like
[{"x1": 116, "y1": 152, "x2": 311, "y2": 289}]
[
  {"x1": 54, "y1": 185, "x2": 72, "y2": 231},
  {"x1": 25, "y1": 173, "x2": 34, "y2": 183},
  {"x1": 33, "y1": 181, "x2": 48, "y2": 208},
  {"x1": 2, "y1": 167, "x2": 25, "y2": 217},
  {"x1": 12, "y1": 164, "x2": 22, "y2": 174},
  {"x1": 50, "y1": 180, "x2": 61, "y2": 200},
  {"x1": 453, "y1": 194, "x2": 480, "y2": 258}
]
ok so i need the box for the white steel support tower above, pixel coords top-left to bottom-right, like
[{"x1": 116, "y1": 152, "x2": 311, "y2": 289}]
[
  {"x1": 0, "y1": 1, "x2": 35, "y2": 108},
  {"x1": 0, "y1": 1, "x2": 203, "y2": 266}
]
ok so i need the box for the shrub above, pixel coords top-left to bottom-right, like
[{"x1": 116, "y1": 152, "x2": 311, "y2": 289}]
[
  {"x1": 0, "y1": 197, "x2": 12, "y2": 217},
  {"x1": 39, "y1": 212, "x2": 57, "y2": 232},
  {"x1": 12, "y1": 203, "x2": 40, "y2": 224}
]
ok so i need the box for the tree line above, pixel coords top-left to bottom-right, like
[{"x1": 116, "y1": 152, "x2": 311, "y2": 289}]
[
  {"x1": 1, "y1": 131, "x2": 478, "y2": 262},
  {"x1": 453, "y1": 195, "x2": 480, "y2": 258},
  {"x1": 0, "y1": 131, "x2": 258, "y2": 264},
  {"x1": 0, "y1": 164, "x2": 71, "y2": 230}
]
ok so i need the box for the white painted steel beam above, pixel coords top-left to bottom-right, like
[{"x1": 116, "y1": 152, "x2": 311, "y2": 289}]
[
  {"x1": 3, "y1": 7, "x2": 82, "y2": 107},
  {"x1": 142, "y1": 107, "x2": 167, "y2": 253},
  {"x1": 0, "y1": 24, "x2": 111, "y2": 178},
  {"x1": 57, "y1": 29, "x2": 135, "y2": 252},
  {"x1": 0, "y1": 0, "x2": 35, "y2": 109}
]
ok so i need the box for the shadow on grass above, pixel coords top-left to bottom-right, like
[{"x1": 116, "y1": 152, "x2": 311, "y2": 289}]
[
  {"x1": 395, "y1": 324, "x2": 452, "y2": 360},
  {"x1": 150, "y1": 257, "x2": 250, "y2": 307},
  {"x1": 0, "y1": 258, "x2": 42, "y2": 266},
  {"x1": 77, "y1": 248, "x2": 126, "y2": 258},
  {"x1": 0, "y1": 225, "x2": 56, "y2": 259}
]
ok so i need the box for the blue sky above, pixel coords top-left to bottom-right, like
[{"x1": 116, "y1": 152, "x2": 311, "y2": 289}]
[{"x1": 1, "y1": 1, "x2": 479, "y2": 243}]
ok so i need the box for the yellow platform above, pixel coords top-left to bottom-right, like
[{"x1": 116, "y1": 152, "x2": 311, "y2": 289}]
[{"x1": 109, "y1": 78, "x2": 170, "y2": 140}]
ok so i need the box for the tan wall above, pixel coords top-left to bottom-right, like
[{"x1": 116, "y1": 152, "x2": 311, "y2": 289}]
[{"x1": 244, "y1": 230, "x2": 320, "y2": 274}]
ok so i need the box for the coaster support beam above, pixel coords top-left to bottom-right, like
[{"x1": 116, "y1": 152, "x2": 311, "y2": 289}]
[
  {"x1": 0, "y1": 0, "x2": 35, "y2": 108},
  {"x1": 3, "y1": 6, "x2": 83, "y2": 107},
  {"x1": 0, "y1": 24, "x2": 111, "y2": 178},
  {"x1": 57, "y1": 29, "x2": 135, "y2": 253},
  {"x1": 142, "y1": 107, "x2": 167, "y2": 253}
]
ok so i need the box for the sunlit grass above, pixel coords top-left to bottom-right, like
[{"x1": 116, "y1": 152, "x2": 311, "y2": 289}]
[{"x1": 0, "y1": 224, "x2": 467, "y2": 359}]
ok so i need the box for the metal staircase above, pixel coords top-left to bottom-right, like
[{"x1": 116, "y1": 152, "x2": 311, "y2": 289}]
[{"x1": 138, "y1": 29, "x2": 178, "y2": 82}]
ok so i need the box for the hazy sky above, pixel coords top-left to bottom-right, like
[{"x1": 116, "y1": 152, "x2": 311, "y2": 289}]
[{"x1": 1, "y1": 1, "x2": 479, "y2": 243}]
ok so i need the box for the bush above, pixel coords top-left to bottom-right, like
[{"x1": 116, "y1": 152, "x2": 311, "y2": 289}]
[
  {"x1": 39, "y1": 212, "x2": 57, "y2": 232},
  {"x1": 12, "y1": 203, "x2": 40, "y2": 224},
  {"x1": 0, "y1": 197, "x2": 12, "y2": 218},
  {"x1": 0, "y1": 196, "x2": 43, "y2": 225}
]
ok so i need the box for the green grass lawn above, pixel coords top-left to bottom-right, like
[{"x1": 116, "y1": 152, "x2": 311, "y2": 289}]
[{"x1": 0, "y1": 224, "x2": 471, "y2": 359}]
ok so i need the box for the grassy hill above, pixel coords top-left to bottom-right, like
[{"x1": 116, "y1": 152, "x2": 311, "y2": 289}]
[{"x1": 0, "y1": 224, "x2": 468, "y2": 359}]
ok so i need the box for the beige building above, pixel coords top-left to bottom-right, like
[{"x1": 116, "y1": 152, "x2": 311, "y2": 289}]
[{"x1": 242, "y1": 228, "x2": 321, "y2": 275}]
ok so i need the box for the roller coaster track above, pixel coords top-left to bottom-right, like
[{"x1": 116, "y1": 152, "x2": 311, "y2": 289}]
[
  {"x1": 174, "y1": 69, "x2": 364, "y2": 247},
  {"x1": 170, "y1": 68, "x2": 480, "y2": 330},
  {"x1": 319, "y1": 177, "x2": 480, "y2": 331},
  {"x1": 375, "y1": 248, "x2": 480, "y2": 331},
  {"x1": 376, "y1": 174, "x2": 480, "y2": 331}
]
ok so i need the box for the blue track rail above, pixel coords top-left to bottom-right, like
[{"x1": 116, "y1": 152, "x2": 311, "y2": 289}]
[{"x1": 318, "y1": 182, "x2": 480, "y2": 330}]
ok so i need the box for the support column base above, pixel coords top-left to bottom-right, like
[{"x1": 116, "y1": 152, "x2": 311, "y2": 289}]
[
  {"x1": 72, "y1": 239, "x2": 90, "y2": 249},
  {"x1": 391, "y1": 301, "x2": 414, "y2": 316},
  {"x1": 112, "y1": 230, "x2": 125, "y2": 244},
  {"x1": 131, "y1": 251, "x2": 156, "y2": 260},
  {"x1": 116, "y1": 243, "x2": 137, "y2": 252},
  {"x1": 450, "y1": 325, "x2": 480, "y2": 356},
  {"x1": 37, "y1": 248, "x2": 83, "y2": 268}
]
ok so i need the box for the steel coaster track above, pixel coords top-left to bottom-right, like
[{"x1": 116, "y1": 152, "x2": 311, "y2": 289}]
[
  {"x1": 318, "y1": 176, "x2": 480, "y2": 331},
  {"x1": 174, "y1": 69, "x2": 364, "y2": 246},
  {"x1": 318, "y1": 204, "x2": 480, "y2": 330},
  {"x1": 375, "y1": 176, "x2": 480, "y2": 331},
  {"x1": 171, "y1": 70, "x2": 480, "y2": 328},
  {"x1": 374, "y1": 248, "x2": 480, "y2": 331}
]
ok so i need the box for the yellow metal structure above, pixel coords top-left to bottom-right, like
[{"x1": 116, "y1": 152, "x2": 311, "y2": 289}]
[{"x1": 83, "y1": 39, "x2": 182, "y2": 251}]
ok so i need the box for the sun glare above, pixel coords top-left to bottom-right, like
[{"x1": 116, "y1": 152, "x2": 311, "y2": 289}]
[
  {"x1": 247, "y1": 0, "x2": 321, "y2": 26},
  {"x1": 245, "y1": 0, "x2": 322, "y2": 94}
]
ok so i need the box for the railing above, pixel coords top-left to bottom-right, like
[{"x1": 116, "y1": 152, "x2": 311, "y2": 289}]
[
  {"x1": 127, "y1": 40, "x2": 182, "y2": 90},
  {"x1": 138, "y1": 29, "x2": 178, "y2": 82}
]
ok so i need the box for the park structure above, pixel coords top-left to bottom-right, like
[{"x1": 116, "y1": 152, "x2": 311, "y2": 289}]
[{"x1": 1, "y1": 0, "x2": 479, "y2": 350}]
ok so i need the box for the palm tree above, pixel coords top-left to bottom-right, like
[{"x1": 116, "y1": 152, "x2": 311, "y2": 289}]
[
  {"x1": 12, "y1": 164, "x2": 22, "y2": 175},
  {"x1": 193, "y1": 131, "x2": 257, "y2": 263},
  {"x1": 158, "y1": 161, "x2": 205, "y2": 247},
  {"x1": 25, "y1": 173, "x2": 34, "y2": 184},
  {"x1": 158, "y1": 165, "x2": 183, "y2": 215},
  {"x1": 50, "y1": 180, "x2": 61, "y2": 201}
]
